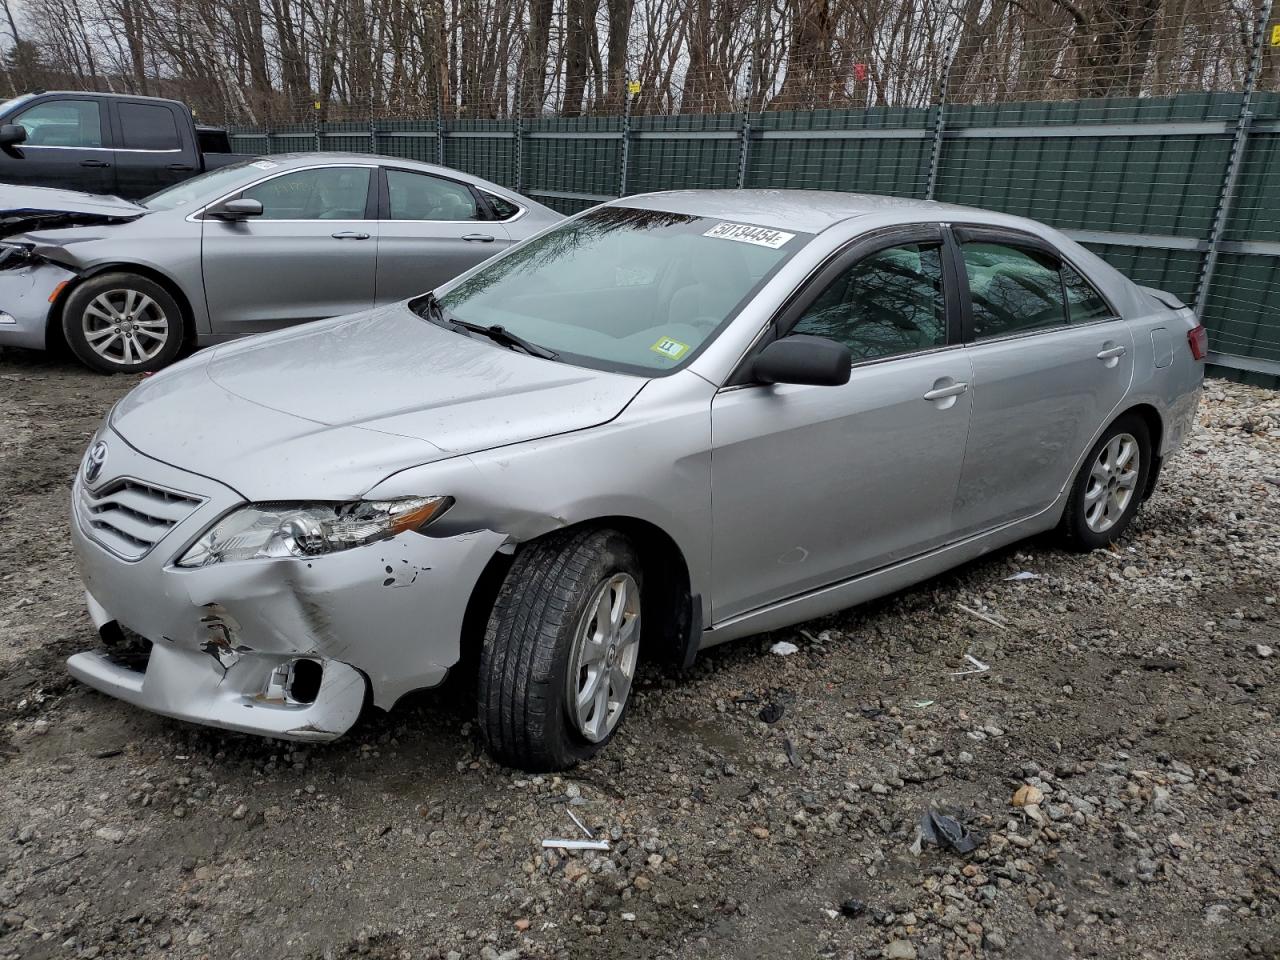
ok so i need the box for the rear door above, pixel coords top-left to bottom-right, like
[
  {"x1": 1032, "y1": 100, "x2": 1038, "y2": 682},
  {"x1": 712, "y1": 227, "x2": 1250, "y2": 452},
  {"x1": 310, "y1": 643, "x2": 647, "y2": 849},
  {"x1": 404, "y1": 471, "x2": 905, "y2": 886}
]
[
  {"x1": 0, "y1": 96, "x2": 115, "y2": 194},
  {"x1": 373, "y1": 166, "x2": 510, "y2": 304},
  {"x1": 110, "y1": 99, "x2": 201, "y2": 199},
  {"x1": 949, "y1": 226, "x2": 1135, "y2": 536},
  {"x1": 201, "y1": 164, "x2": 378, "y2": 333},
  {"x1": 710, "y1": 226, "x2": 974, "y2": 620}
]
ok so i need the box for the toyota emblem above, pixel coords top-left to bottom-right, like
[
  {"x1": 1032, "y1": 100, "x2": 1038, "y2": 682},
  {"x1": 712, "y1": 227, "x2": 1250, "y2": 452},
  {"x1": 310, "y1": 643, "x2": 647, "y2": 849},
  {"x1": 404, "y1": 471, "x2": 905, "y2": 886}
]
[{"x1": 83, "y1": 440, "x2": 109, "y2": 484}]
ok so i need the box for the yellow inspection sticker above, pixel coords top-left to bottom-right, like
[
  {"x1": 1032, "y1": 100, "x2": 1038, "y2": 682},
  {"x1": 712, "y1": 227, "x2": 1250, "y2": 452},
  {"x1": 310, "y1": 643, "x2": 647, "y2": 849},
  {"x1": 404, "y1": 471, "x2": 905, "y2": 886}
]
[
  {"x1": 651, "y1": 336, "x2": 691, "y2": 361},
  {"x1": 1272, "y1": 23, "x2": 1280, "y2": 46}
]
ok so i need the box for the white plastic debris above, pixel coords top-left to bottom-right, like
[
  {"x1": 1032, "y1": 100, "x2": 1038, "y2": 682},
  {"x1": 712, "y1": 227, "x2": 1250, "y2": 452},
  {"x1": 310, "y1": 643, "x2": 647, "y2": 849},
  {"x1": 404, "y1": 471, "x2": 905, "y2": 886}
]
[
  {"x1": 1004, "y1": 571, "x2": 1041, "y2": 581},
  {"x1": 770, "y1": 641, "x2": 799, "y2": 656},
  {"x1": 949, "y1": 654, "x2": 991, "y2": 677},
  {"x1": 541, "y1": 838, "x2": 610, "y2": 851}
]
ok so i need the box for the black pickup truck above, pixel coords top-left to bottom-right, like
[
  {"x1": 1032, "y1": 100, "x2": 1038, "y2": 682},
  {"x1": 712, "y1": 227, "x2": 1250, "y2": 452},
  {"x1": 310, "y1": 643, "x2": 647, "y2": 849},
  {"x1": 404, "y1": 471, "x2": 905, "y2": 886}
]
[{"x1": 0, "y1": 91, "x2": 250, "y2": 199}]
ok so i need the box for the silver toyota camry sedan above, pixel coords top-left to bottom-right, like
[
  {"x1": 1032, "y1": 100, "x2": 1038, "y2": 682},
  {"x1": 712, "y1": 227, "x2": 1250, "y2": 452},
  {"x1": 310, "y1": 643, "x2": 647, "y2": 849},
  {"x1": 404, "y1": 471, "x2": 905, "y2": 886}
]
[
  {"x1": 66, "y1": 190, "x2": 1205, "y2": 770},
  {"x1": 0, "y1": 154, "x2": 560, "y2": 372}
]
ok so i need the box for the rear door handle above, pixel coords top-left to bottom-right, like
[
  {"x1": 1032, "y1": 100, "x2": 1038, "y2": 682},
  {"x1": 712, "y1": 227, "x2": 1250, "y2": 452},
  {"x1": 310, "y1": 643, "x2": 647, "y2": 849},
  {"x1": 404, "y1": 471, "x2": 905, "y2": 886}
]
[
  {"x1": 923, "y1": 381, "x2": 969, "y2": 401},
  {"x1": 331, "y1": 231, "x2": 371, "y2": 240},
  {"x1": 462, "y1": 233, "x2": 495, "y2": 243},
  {"x1": 1096, "y1": 345, "x2": 1127, "y2": 360},
  {"x1": 80, "y1": 159, "x2": 110, "y2": 168},
  {"x1": 167, "y1": 163, "x2": 195, "y2": 172}
]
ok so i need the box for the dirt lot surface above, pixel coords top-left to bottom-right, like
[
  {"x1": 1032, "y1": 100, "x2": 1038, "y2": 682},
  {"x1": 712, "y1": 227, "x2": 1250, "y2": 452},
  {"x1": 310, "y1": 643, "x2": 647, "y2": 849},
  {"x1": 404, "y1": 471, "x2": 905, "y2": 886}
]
[{"x1": 0, "y1": 348, "x2": 1277, "y2": 960}]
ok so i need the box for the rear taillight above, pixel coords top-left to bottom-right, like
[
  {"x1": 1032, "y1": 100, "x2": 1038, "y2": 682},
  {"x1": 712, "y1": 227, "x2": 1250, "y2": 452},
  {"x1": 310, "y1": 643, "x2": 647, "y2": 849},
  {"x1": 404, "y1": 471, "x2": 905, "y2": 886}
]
[{"x1": 1188, "y1": 324, "x2": 1208, "y2": 361}]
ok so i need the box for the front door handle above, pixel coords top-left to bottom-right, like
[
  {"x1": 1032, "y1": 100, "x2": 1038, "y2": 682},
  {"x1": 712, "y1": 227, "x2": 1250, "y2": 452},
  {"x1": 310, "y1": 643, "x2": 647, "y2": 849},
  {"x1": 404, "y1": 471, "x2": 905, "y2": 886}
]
[
  {"x1": 1096, "y1": 344, "x2": 1127, "y2": 360},
  {"x1": 923, "y1": 381, "x2": 969, "y2": 402},
  {"x1": 331, "y1": 231, "x2": 371, "y2": 240},
  {"x1": 80, "y1": 159, "x2": 111, "y2": 168},
  {"x1": 462, "y1": 233, "x2": 495, "y2": 242}
]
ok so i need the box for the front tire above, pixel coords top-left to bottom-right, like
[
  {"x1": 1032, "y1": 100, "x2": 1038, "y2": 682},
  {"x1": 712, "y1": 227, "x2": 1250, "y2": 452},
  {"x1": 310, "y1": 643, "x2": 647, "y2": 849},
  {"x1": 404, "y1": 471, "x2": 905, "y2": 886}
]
[
  {"x1": 62, "y1": 272, "x2": 185, "y2": 374},
  {"x1": 1058, "y1": 413, "x2": 1152, "y2": 551},
  {"x1": 477, "y1": 528, "x2": 643, "y2": 772}
]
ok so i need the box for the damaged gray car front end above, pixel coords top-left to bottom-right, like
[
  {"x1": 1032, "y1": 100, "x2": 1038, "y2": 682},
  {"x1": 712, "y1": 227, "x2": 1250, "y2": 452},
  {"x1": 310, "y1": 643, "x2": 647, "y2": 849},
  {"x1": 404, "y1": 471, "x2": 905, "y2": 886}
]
[{"x1": 0, "y1": 188, "x2": 144, "y2": 348}]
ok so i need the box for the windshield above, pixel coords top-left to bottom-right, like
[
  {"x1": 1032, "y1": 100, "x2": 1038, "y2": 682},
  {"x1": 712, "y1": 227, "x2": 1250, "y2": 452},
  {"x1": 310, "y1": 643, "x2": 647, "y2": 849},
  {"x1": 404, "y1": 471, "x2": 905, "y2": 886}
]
[
  {"x1": 142, "y1": 160, "x2": 263, "y2": 210},
  {"x1": 436, "y1": 206, "x2": 808, "y2": 375}
]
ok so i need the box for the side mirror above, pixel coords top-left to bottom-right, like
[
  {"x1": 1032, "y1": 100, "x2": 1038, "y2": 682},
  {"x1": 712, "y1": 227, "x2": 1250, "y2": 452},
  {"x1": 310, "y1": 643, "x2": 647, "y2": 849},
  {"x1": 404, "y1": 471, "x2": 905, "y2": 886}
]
[
  {"x1": 0, "y1": 124, "x2": 27, "y2": 146},
  {"x1": 752, "y1": 335, "x2": 851, "y2": 387},
  {"x1": 208, "y1": 198, "x2": 263, "y2": 220}
]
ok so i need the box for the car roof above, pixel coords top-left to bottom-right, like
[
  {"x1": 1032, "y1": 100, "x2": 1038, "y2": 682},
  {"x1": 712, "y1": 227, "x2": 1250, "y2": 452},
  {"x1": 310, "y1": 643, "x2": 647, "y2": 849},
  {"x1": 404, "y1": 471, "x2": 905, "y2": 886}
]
[{"x1": 612, "y1": 189, "x2": 1005, "y2": 235}]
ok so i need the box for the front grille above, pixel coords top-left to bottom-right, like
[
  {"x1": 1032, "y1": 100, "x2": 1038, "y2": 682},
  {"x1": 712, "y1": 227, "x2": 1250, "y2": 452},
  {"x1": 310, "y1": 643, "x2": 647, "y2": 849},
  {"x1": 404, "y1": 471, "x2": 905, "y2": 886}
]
[{"x1": 79, "y1": 477, "x2": 203, "y2": 560}]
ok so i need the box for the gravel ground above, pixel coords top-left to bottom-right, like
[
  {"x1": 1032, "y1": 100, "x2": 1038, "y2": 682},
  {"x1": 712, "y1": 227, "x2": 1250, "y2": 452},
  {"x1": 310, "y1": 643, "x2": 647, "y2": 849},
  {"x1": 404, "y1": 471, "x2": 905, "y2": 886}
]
[{"x1": 0, "y1": 348, "x2": 1277, "y2": 960}]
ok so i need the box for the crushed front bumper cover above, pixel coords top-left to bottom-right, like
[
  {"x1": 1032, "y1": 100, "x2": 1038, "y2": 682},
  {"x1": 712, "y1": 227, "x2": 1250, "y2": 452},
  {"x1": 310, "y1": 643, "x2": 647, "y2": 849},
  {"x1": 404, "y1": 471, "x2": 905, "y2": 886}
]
[
  {"x1": 0, "y1": 255, "x2": 75, "y2": 350},
  {"x1": 68, "y1": 428, "x2": 504, "y2": 742}
]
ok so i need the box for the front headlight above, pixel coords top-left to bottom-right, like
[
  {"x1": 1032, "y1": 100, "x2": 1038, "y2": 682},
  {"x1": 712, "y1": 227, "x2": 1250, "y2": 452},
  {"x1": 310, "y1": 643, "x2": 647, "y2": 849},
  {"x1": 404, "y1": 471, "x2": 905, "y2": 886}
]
[{"x1": 176, "y1": 496, "x2": 452, "y2": 568}]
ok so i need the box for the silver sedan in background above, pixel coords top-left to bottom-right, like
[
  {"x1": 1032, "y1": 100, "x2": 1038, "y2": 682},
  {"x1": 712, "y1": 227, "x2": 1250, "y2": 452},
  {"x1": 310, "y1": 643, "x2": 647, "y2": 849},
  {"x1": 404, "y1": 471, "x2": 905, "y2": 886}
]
[
  {"x1": 65, "y1": 191, "x2": 1204, "y2": 771},
  {"x1": 0, "y1": 154, "x2": 561, "y2": 372}
]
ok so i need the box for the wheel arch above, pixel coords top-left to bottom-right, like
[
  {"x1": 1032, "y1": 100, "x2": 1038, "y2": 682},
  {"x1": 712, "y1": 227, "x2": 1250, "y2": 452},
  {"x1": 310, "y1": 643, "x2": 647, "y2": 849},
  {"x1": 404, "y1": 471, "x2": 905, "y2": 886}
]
[
  {"x1": 50, "y1": 262, "x2": 198, "y2": 351},
  {"x1": 461, "y1": 515, "x2": 698, "y2": 672},
  {"x1": 1117, "y1": 402, "x2": 1164, "y2": 500}
]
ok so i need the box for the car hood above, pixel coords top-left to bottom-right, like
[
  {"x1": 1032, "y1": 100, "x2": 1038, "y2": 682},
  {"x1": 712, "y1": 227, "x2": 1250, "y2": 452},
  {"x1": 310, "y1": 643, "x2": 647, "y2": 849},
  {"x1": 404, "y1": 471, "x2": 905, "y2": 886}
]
[
  {"x1": 110, "y1": 304, "x2": 647, "y2": 500},
  {"x1": 0, "y1": 184, "x2": 145, "y2": 238}
]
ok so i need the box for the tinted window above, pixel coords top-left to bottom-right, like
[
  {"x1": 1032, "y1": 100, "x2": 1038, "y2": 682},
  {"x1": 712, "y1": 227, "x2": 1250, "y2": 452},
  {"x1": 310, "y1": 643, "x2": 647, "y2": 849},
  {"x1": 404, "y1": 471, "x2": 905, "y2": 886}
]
[
  {"x1": 484, "y1": 191, "x2": 521, "y2": 220},
  {"x1": 962, "y1": 242, "x2": 1065, "y2": 340},
  {"x1": 119, "y1": 103, "x2": 181, "y2": 150},
  {"x1": 14, "y1": 99, "x2": 102, "y2": 147},
  {"x1": 386, "y1": 169, "x2": 479, "y2": 220},
  {"x1": 1063, "y1": 264, "x2": 1113, "y2": 323},
  {"x1": 242, "y1": 167, "x2": 371, "y2": 220},
  {"x1": 791, "y1": 242, "x2": 947, "y2": 361}
]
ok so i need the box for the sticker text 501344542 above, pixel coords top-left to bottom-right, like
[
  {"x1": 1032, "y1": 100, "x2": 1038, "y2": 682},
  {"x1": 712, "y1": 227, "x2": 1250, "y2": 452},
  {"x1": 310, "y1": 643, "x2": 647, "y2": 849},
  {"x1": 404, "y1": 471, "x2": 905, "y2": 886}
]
[{"x1": 703, "y1": 222, "x2": 796, "y2": 249}]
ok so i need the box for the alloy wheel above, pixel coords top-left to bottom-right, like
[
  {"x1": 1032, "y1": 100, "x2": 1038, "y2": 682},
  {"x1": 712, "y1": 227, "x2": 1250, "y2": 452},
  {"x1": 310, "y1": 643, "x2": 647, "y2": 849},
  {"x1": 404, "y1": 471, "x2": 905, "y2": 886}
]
[
  {"x1": 82, "y1": 289, "x2": 170, "y2": 366},
  {"x1": 565, "y1": 572, "x2": 641, "y2": 743},
  {"x1": 1084, "y1": 432, "x2": 1140, "y2": 534}
]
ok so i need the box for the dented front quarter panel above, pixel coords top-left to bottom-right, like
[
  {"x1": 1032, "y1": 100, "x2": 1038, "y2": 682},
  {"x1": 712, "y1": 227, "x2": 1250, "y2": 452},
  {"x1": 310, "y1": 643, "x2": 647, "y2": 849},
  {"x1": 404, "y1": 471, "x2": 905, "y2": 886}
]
[{"x1": 0, "y1": 254, "x2": 75, "y2": 349}]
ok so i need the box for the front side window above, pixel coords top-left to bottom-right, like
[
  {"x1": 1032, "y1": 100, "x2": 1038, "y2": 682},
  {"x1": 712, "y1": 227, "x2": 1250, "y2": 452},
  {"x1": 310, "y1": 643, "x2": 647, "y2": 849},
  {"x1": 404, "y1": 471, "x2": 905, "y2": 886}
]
[
  {"x1": 436, "y1": 206, "x2": 809, "y2": 375},
  {"x1": 791, "y1": 242, "x2": 947, "y2": 361},
  {"x1": 119, "y1": 102, "x2": 180, "y2": 150},
  {"x1": 14, "y1": 99, "x2": 103, "y2": 147},
  {"x1": 962, "y1": 242, "x2": 1067, "y2": 340},
  {"x1": 241, "y1": 167, "x2": 371, "y2": 220},
  {"x1": 386, "y1": 169, "x2": 480, "y2": 220}
]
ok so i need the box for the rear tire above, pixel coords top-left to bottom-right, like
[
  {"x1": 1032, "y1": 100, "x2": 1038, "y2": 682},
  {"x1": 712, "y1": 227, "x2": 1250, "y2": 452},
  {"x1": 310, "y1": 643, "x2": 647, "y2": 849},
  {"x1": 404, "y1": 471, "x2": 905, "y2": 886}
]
[
  {"x1": 477, "y1": 528, "x2": 642, "y2": 772},
  {"x1": 62, "y1": 272, "x2": 185, "y2": 374},
  {"x1": 1058, "y1": 413, "x2": 1152, "y2": 551}
]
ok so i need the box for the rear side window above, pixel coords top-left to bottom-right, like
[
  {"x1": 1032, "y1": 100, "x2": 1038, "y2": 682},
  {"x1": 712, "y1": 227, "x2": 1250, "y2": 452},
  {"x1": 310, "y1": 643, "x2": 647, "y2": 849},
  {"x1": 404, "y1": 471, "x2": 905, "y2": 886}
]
[
  {"x1": 1062, "y1": 265, "x2": 1113, "y2": 323},
  {"x1": 961, "y1": 242, "x2": 1066, "y2": 340},
  {"x1": 14, "y1": 99, "x2": 103, "y2": 147},
  {"x1": 242, "y1": 167, "x2": 371, "y2": 220},
  {"x1": 791, "y1": 242, "x2": 947, "y2": 361},
  {"x1": 119, "y1": 103, "x2": 181, "y2": 150},
  {"x1": 386, "y1": 169, "x2": 480, "y2": 221},
  {"x1": 483, "y1": 191, "x2": 521, "y2": 220}
]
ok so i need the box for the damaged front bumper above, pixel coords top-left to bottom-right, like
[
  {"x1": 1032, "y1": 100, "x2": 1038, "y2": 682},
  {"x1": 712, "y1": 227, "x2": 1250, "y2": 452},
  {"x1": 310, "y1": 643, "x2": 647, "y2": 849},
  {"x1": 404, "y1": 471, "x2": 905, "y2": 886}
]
[
  {"x1": 68, "y1": 429, "x2": 504, "y2": 742},
  {"x1": 0, "y1": 249, "x2": 74, "y2": 350}
]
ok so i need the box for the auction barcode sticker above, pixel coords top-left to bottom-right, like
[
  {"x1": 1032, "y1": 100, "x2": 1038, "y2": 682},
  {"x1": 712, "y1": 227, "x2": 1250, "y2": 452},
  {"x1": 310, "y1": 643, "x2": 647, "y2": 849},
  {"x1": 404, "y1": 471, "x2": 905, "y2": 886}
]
[{"x1": 703, "y1": 222, "x2": 795, "y2": 249}]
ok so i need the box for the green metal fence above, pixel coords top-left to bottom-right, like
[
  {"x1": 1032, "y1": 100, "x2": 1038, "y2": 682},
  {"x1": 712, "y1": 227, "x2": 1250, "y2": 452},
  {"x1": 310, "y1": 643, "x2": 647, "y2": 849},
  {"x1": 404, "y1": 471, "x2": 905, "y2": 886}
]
[{"x1": 230, "y1": 87, "x2": 1280, "y2": 381}]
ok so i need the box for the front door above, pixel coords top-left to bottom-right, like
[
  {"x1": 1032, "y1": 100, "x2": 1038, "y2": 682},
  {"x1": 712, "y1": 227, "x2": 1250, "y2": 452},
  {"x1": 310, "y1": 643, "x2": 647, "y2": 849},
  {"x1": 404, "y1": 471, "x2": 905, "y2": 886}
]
[
  {"x1": 948, "y1": 229, "x2": 1136, "y2": 535},
  {"x1": 0, "y1": 97, "x2": 115, "y2": 194},
  {"x1": 710, "y1": 228, "x2": 973, "y2": 622},
  {"x1": 373, "y1": 166, "x2": 510, "y2": 303},
  {"x1": 201, "y1": 165, "x2": 378, "y2": 333}
]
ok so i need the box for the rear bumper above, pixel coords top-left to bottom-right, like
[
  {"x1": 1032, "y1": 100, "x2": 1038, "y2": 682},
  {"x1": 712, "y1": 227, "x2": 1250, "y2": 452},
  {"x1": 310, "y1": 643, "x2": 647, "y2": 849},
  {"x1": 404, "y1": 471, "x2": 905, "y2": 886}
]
[
  {"x1": 0, "y1": 259, "x2": 73, "y2": 350},
  {"x1": 68, "y1": 427, "x2": 505, "y2": 741}
]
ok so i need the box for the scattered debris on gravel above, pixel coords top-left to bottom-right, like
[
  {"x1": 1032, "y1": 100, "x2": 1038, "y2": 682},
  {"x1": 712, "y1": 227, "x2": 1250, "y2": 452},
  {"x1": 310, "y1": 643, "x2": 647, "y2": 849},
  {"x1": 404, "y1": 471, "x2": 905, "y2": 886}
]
[{"x1": 1, "y1": 350, "x2": 1277, "y2": 960}]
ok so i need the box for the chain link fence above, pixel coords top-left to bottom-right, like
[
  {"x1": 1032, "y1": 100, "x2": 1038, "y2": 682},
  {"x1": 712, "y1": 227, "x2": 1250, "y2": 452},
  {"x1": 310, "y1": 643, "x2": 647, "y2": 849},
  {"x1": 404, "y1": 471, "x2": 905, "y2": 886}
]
[{"x1": 224, "y1": 3, "x2": 1280, "y2": 380}]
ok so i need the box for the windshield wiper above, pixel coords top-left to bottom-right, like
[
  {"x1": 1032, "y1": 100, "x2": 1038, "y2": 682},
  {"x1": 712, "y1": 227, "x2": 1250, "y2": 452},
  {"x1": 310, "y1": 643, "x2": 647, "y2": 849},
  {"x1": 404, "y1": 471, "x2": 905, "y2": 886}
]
[{"x1": 412, "y1": 292, "x2": 558, "y2": 360}]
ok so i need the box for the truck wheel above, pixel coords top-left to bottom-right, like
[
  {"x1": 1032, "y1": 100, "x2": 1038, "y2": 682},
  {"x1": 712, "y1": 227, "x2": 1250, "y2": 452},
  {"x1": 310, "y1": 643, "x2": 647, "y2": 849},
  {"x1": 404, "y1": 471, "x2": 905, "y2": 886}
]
[
  {"x1": 62, "y1": 272, "x2": 185, "y2": 374},
  {"x1": 478, "y1": 528, "x2": 642, "y2": 772},
  {"x1": 1058, "y1": 413, "x2": 1152, "y2": 551}
]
